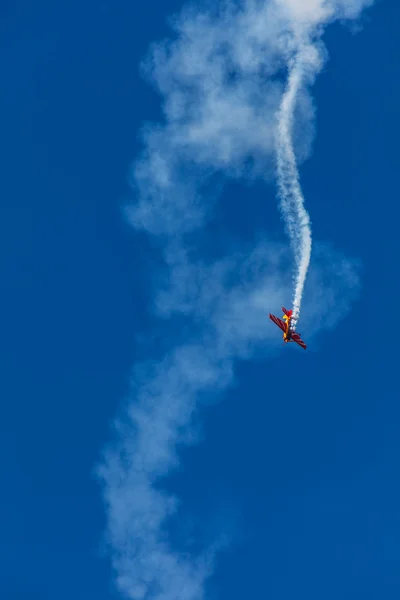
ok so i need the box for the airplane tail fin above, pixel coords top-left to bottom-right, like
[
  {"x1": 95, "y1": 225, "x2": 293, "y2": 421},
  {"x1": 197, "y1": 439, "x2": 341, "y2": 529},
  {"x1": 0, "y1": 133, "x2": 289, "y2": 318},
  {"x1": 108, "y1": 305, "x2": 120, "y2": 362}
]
[{"x1": 282, "y1": 307, "x2": 293, "y2": 317}]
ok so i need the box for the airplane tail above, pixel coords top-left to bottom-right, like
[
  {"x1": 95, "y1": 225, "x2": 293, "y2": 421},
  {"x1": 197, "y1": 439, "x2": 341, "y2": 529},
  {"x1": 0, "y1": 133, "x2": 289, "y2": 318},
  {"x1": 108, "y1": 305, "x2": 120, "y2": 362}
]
[{"x1": 282, "y1": 306, "x2": 293, "y2": 317}]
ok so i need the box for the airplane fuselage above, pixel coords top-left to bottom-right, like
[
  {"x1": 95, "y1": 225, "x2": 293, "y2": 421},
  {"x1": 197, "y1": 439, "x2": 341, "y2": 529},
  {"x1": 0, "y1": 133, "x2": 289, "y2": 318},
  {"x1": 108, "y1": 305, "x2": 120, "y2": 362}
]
[{"x1": 283, "y1": 314, "x2": 292, "y2": 342}]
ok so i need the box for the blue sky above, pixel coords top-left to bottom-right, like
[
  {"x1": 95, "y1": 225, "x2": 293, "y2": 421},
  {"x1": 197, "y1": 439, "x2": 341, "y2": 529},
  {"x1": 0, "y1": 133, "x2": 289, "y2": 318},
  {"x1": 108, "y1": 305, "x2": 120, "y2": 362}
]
[{"x1": 1, "y1": 0, "x2": 399, "y2": 599}]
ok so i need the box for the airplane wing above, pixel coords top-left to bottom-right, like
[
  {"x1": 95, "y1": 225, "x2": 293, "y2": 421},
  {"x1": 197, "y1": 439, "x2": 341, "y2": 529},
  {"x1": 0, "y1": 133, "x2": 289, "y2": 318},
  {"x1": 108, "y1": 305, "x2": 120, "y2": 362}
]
[
  {"x1": 291, "y1": 332, "x2": 307, "y2": 350},
  {"x1": 269, "y1": 313, "x2": 287, "y2": 333}
]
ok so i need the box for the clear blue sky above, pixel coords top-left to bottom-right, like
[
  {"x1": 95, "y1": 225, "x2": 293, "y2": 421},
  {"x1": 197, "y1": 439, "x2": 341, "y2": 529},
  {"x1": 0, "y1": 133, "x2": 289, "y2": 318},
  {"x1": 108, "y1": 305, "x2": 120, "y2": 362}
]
[{"x1": 1, "y1": 1, "x2": 399, "y2": 599}]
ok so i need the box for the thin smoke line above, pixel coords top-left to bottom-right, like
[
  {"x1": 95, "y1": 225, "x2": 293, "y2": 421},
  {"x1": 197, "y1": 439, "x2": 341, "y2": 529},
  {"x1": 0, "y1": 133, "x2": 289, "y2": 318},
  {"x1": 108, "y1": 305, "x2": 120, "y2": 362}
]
[{"x1": 276, "y1": 48, "x2": 313, "y2": 326}]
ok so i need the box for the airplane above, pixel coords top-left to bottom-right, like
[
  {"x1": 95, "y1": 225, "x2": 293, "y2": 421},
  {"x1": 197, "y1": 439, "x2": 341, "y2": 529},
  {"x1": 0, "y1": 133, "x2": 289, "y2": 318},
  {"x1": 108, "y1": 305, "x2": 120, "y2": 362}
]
[{"x1": 269, "y1": 307, "x2": 307, "y2": 350}]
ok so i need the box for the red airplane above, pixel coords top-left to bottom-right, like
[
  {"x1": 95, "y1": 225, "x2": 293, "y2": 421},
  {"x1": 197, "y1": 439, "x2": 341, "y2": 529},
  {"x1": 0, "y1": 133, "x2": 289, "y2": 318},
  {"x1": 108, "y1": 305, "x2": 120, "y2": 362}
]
[{"x1": 269, "y1": 307, "x2": 307, "y2": 350}]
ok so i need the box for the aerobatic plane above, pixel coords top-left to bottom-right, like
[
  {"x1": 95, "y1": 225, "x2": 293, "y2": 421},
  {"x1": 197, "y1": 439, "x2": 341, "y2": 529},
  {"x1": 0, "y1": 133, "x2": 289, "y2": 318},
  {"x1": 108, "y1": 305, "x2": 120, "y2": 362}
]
[{"x1": 269, "y1": 307, "x2": 307, "y2": 350}]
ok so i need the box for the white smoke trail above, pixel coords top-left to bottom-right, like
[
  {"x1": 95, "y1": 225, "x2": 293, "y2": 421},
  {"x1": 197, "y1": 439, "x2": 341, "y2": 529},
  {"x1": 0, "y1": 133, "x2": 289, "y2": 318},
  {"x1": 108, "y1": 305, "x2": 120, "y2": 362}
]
[
  {"x1": 274, "y1": 0, "x2": 374, "y2": 324},
  {"x1": 98, "y1": 2, "x2": 375, "y2": 598},
  {"x1": 276, "y1": 42, "x2": 322, "y2": 326}
]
